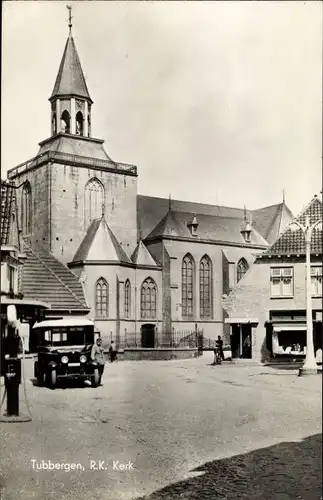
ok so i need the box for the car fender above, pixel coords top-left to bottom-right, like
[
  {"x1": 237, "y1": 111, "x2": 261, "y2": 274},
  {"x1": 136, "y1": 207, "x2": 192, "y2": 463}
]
[{"x1": 48, "y1": 361, "x2": 57, "y2": 369}]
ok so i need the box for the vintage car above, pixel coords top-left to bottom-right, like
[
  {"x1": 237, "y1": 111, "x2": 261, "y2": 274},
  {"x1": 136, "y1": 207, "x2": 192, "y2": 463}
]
[{"x1": 32, "y1": 318, "x2": 101, "y2": 389}]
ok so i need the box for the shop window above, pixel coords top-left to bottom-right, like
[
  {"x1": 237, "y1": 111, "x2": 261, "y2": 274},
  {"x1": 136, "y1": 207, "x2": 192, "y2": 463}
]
[{"x1": 270, "y1": 267, "x2": 293, "y2": 297}]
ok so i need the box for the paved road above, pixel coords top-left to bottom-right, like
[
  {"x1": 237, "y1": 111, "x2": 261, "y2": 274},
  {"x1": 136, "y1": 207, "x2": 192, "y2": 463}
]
[{"x1": 0, "y1": 353, "x2": 321, "y2": 499}]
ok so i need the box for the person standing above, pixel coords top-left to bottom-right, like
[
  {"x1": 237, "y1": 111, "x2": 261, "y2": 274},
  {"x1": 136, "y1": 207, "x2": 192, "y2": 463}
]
[
  {"x1": 109, "y1": 341, "x2": 117, "y2": 363},
  {"x1": 91, "y1": 337, "x2": 105, "y2": 385},
  {"x1": 215, "y1": 336, "x2": 225, "y2": 361}
]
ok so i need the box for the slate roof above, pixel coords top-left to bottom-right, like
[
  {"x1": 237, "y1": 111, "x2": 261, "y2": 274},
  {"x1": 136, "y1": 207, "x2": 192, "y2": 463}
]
[
  {"x1": 37, "y1": 134, "x2": 111, "y2": 161},
  {"x1": 22, "y1": 242, "x2": 88, "y2": 310},
  {"x1": 261, "y1": 196, "x2": 322, "y2": 257},
  {"x1": 72, "y1": 218, "x2": 131, "y2": 263},
  {"x1": 131, "y1": 240, "x2": 158, "y2": 267},
  {"x1": 251, "y1": 202, "x2": 294, "y2": 244},
  {"x1": 50, "y1": 33, "x2": 92, "y2": 102},
  {"x1": 145, "y1": 210, "x2": 268, "y2": 247},
  {"x1": 137, "y1": 195, "x2": 294, "y2": 243},
  {"x1": 1, "y1": 180, "x2": 15, "y2": 246}
]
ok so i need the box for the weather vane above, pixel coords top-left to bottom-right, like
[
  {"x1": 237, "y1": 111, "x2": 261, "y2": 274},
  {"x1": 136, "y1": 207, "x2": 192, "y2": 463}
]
[{"x1": 67, "y1": 5, "x2": 73, "y2": 33}]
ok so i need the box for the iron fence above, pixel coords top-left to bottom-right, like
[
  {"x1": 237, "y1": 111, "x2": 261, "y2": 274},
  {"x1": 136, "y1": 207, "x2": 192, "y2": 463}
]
[{"x1": 101, "y1": 329, "x2": 204, "y2": 353}]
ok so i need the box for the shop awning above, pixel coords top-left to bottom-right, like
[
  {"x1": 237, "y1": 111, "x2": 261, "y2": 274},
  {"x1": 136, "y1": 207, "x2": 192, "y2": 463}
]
[
  {"x1": 225, "y1": 318, "x2": 258, "y2": 324},
  {"x1": 273, "y1": 325, "x2": 306, "y2": 332}
]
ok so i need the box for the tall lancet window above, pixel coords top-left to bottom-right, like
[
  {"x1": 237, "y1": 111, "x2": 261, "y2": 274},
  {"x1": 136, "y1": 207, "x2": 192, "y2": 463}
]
[
  {"x1": 199, "y1": 255, "x2": 213, "y2": 318},
  {"x1": 84, "y1": 178, "x2": 104, "y2": 229},
  {"x1": 21, "y1": 182, "x2": 32, "y2": 235},
  {"x1": 140, "y1": 278, "x2": 157, "y2": 319},
  {"x1": 95, "y1": 278, "x2": 109, "y2": 317},
  {"x1": 181, "y1": 254, "x2": 195, "y2": 318},
  {"x1": 237, "y1": 258, "x2": 249, "y2": 283},
  {"x1": 124, "y1": 279, "x2": 131, "y2": 318}
]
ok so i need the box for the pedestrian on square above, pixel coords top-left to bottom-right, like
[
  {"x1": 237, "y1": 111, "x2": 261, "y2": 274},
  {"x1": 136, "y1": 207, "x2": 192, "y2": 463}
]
[
  {"x1": 91, "y1": 337, "x2": 105, "y2": 385},
  {"x1": 109, "y1": 341, "x2": 117, "y2": 363},
  {"x1": 215, "y1": 335, "x2": 225, "y2": 361},
  {"x1": 243, "y1": 334, "x2": 251, "y2": 358}
]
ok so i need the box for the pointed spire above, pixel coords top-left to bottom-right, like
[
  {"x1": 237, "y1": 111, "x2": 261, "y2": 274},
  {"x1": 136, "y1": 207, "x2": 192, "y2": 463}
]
[
  {"x1": 168, "y1": 193, "x2": 172, "y2": 212},
  {"x1": 50, "y1": 19, "x2": 92, "y2": 103},
  {"x1": 282, "y1": 189, "x2": 285, "y2": 204}
]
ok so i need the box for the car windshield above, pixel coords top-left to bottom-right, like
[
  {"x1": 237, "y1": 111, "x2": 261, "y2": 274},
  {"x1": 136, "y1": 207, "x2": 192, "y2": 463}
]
[{"x1": 41, "y1": 326, "x2": 94, "y2": 346}]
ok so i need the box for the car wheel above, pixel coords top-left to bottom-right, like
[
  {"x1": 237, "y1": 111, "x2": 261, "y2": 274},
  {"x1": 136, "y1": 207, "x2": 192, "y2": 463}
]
[
  {"x1": 34, "y1": 361, "x2": 39, "y2": 378},
  {"x1": 91, "y1": 368, "x2": 99, "y2": 388},
  {"x1": 50, "y1": 369, "x2": 57, "y2": 389}
]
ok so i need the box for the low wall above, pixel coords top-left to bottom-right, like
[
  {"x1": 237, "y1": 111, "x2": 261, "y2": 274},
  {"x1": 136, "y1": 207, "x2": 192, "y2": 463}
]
[{"x1": 110, "y1": 348, "x2": 200, "y2": 361}]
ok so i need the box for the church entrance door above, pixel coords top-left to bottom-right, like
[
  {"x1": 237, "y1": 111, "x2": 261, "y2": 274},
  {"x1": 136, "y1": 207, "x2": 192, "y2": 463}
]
[{"x1": 141, "y1": 324, "x2": 155, "y2": 348}]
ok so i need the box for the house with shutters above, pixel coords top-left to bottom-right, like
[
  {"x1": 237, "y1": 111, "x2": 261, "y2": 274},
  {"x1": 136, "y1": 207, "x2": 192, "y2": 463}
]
[
  {"x1": 223, "y1": 195, "x2": 322, "y2": 362},
  {"x1": 6, "y1": 16, "x2": 295, "y2": 349}
]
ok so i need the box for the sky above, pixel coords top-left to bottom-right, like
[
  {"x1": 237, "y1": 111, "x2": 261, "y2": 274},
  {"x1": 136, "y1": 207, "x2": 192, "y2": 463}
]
[{"x1": 2, "y1": 1, "x2": 322, "y2": 216}]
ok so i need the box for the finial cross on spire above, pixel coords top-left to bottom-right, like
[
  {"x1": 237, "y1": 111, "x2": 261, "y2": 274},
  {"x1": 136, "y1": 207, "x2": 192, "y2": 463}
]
[{"x1": 67, "y1": 5, "x2": 73, "y2": 33}]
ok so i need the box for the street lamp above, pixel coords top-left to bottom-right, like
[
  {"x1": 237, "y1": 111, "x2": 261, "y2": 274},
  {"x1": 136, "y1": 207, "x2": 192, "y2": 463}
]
[{"x1": 292, "y1": 214, "x2": 322, "y2": 376}]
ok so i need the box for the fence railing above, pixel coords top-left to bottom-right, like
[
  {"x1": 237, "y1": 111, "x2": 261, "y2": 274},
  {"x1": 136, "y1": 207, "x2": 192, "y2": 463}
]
[{"x1": 101, "y1": 329, "x2": 204, "y2": 353}]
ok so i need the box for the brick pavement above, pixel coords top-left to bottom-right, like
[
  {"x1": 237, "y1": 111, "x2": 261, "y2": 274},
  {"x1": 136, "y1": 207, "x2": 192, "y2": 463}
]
[{"x1": 0, "y1": 354, "x2": 321, "y2": 500}]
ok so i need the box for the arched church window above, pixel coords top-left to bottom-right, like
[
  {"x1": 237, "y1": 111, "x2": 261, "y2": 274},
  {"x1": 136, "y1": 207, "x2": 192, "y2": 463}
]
[
  {"x1": 21, "y1": 182, "x2": 32, "y2": 235},
  {"x1": 181, "y1": 254, "x2": 195, "y2": 318},
  {"x1": 199, "y1": 255, "x2": 213, "y2": 318},
  {"x1": 84, "y1": 178, "x2": 104, "y2": 229},
  {"x1": 76, "y1": 111, "x2": 84, "y2": 136},
  {"x1": 95, "y1": 278, "x2": 108, "y2": 317},
  {"x1": 124, "y1": 279, "x2": 131, "y2": 318},
  {"x1": 61, "y1": 110, "x2": 70, "y2": 134},
  {"x1": 140, "y1": 278, "x2": 157, "y2": 319},
  {"x1": 237, "y1": 258, "x2": 249, "y2": 283},
  {"x1": 52, "y1": 112, "x2": 57, "y2": 135}
]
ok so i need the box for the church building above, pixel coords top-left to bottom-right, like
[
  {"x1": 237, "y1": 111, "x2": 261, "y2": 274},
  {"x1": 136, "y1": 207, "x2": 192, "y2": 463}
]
[{"x1": 6, "y1": 21, "x2": 294, "y2": 349}]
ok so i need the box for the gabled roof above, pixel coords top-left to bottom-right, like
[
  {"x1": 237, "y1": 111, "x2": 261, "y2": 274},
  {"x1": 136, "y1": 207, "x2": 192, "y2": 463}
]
[
  {"x1": 145, "y1": 210, "x2": 268, "y2": 247},
  {"x1": 251, "y1": 202, "x2": 294, "y2": 244},
  {"x1": 22, "y1": 242, "x2": 88, "y2": 311},
  {"x1": 262, "y1": 196, "x2": 322, "y2": 257},
  {"x1": 131, "y1": 240, "x2": 158, "y2": 267},
  {"x1": 50, "y1": 33, "x2": 92, "y2": 103},
  {"x1": 72, "y1": 218, "x2": 131, "y2": 264},
  {"x1": 137, "y1": 195, "x2": 294, "y2": 243},
  {"x1": 146, "y1": 211, "x2": 180, "y2": 239}
]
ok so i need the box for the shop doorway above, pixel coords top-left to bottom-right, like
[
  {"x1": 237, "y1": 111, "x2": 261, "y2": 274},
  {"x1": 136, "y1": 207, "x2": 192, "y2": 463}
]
[
  {"x1": 230, "y1": 324, "x2": 252, "y2": 359},
  {"x1": 141, "y1": 324, "x2": 155, "y2": 348}
]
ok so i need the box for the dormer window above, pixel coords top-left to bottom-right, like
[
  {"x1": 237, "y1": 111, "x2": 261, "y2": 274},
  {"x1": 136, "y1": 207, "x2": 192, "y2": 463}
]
[
  {"x1": 188, "y1": 215, "x2": 199, "y2": 236},
  {"x1": 241, "y1": 221, "x2": 252, "y2": 243}
]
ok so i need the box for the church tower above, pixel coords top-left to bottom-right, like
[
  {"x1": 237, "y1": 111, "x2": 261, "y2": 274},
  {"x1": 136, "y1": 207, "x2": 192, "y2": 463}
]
[{"x1": 7, "y1": 10, "x2": 138, "y2": 265}]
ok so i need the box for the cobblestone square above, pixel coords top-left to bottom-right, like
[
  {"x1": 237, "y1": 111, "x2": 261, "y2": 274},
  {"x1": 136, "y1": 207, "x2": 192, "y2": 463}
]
[{"x1": 0, "y1": 354, "x2": 321, "y2": 499}]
